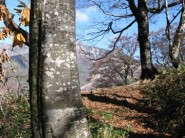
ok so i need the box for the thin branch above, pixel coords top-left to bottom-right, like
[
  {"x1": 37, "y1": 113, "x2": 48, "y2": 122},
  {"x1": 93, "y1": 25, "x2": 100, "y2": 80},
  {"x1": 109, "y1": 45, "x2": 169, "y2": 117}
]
[
  {"x1": 149, "y1": 0, "x2": 182, "y2": 13},
  {"x1": 92, "y1": 1, "x2": 133, "y2": 18},
  {"x1": 4, "y1": 18, "x2": 29, "y2": 46},
  {"x1": 80, "y1": 20, "x2": 136, "y2": 60},
  {"x1": 170, "y1": 8, "x2": 182, "y2": 24},
  {"x1": 110, "y1": 19, "x2": 136, "y2": 34},
  {"x1": 1, "y1": 0, "x2": 29, "y2": 46}
]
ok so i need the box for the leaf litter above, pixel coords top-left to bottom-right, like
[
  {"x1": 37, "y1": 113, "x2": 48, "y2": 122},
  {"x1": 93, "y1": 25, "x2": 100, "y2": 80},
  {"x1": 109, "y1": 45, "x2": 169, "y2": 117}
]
[{"x1": 82, "y1": 85, "x2": 171, "y2": 137}]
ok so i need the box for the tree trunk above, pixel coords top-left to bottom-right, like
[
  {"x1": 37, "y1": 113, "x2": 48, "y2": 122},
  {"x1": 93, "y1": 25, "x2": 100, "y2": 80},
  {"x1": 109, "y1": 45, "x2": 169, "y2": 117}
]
[
  {"x1": 170, "y1": 1, "x2": 185, "y2": 68},
  {"x1": 137, "y1": 1, "x2": 158, "y2": 80},
  {"x1": 29, "y1": 0, "x2": 91, "y2": 137},
  {"x1": 29, "y1": 0, "x2": 41, "y2": 136},
  {"x1": 128, "y1": 0, "x2": 158, "y2": 80}
]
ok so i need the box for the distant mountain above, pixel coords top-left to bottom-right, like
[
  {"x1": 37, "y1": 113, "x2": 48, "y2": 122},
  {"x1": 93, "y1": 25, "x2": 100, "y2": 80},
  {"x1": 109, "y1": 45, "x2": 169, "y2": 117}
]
[
  {"x1": 1, "y1": 43, "x2": 105, "y2": 90},
  {"x1": 2, "y1": 43, "x2": 140, "y2": 91},
  {"x1": 11, "y1": 54, "x2": 28, "y2": 68},
  {"x1": 0, "y1": 43, "x2": 29, "y2": 93},
  {"x1": 76, "y1": 44, "x2": 108, "y2": 88}
]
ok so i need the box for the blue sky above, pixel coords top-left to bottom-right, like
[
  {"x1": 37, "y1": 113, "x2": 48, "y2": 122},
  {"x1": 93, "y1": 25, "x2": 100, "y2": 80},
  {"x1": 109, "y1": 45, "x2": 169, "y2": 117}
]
[
  {"x1": 0, "y1": 0, "x2": 181, "y2": 49},
  {"x1": 75, "y1": 3, "x2": 181, "y2": 49}
]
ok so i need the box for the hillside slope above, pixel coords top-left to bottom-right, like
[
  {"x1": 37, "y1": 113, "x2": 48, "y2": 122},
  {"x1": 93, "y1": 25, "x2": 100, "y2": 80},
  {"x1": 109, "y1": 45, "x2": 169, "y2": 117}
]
[{"x1": 81, "y1": 85, "x2": 170, "y2": 137}]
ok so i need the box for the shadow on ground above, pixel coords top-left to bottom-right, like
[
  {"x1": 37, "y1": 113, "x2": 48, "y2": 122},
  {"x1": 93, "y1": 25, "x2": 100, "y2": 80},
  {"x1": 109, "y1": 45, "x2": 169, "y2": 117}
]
[
  {"x1": 128, "y1": 132, "x2": 170, "y2": 138},
  {"x1": 82, "y1": 93, "x2": 158, "y2": 114},
  {"x1": 82, "y1": 93, "x2": 169, "y2": 137}
]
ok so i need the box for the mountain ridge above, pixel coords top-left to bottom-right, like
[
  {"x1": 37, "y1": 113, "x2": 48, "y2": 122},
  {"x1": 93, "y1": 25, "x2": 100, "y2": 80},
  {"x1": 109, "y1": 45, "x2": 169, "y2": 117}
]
[{"x1": 1, "y1": 43, "x2": 102, "y2": 90}]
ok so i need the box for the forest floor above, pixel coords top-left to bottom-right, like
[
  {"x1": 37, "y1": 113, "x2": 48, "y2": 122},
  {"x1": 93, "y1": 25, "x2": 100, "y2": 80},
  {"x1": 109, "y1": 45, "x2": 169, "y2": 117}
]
[{"x1": 81, "y1": 84, "x2": 171, "y2": 138}]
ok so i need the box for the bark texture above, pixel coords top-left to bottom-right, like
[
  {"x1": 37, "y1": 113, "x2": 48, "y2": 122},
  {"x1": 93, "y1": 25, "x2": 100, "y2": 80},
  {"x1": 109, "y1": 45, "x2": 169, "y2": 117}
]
[
  {"x1": 170, "y1": 1, "x2": 185, "y2": 68},
  {"x1": 128, "y1": 0, "x2": 158, "y2": 80},
  {"x1": 29, "y1": 0, "x2": 91, "y2": 137}
]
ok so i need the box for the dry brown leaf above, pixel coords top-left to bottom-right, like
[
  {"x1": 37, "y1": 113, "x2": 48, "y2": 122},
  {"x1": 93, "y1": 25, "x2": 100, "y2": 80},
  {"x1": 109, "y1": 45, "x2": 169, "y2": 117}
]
[
  {"x1": 13, "y1": 33, "x2": 26, "y2": 48},
  {"x1": 20, "y1": 7, "x2": 30, "y2": 26},
  {"x1": 15, "y1": 1, "x2": 30, "y2": 26},
  {"x1": 0, "y1": 74, "x2": 3, "y2": 81},
  {"x1": 3, "y1": 27, "x2": 12, "y2": 37},
  {"x1": 4, "y1": 53, "x2": 10, "y2": 62},
  {"x1": 0, "y1": 4, "x2": 9, "y2": 21},
  {"x1": 0, "y1": 49, "x2": 10, "y2": 81},
  {"x1": 0, "y1": 49, "x2": 10, "y2": 63},
  {"x1": 1, "y1": 54, "x2": 10, "y2": 63},
  {"x1": 0, "y1": 65, "x2": 4, "y2": 81},
  {"x1": 0, "y1": 32, "x2": 5, "y2": 40}
]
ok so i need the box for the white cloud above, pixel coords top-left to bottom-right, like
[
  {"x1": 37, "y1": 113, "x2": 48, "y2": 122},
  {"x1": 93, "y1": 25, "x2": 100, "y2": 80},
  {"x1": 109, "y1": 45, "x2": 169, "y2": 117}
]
[
  {"x1": 76, "y1": 10, "x2": 89, "y2": 22},
  {"x1": 76, "y1": 6, "x2": 97, "y2": 23},
  {"x1": 86, "y1": 6, "x2": 97, "y2": 14}
]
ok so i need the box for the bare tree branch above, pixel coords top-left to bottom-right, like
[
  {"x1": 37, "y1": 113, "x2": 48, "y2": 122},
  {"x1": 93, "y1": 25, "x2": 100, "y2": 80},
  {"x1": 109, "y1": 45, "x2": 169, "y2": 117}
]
[
  {"x1": 1, "y1": 0, "x2": 29, "y2": 47},
  {"x1": 92, "y1": 1, "x2": 133, "y2": 18},
  {"x1": 4, "y1": 19, "x2": 29, "y2": 46},
  {"x1": 80, "y1": 20, "x2": 136, "y2": 60},
  {"x1": 170, "y1": 8, "x2": 182, "y2": 24},
  {"x1": 149, "y1": 0, "x2": 182, "y2": 13}
]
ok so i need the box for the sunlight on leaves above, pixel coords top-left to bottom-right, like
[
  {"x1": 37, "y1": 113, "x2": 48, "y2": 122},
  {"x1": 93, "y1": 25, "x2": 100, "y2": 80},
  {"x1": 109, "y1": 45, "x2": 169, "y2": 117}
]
[
  {"x1": 14, "y1": 1, "x2": 30, "y2": 26},
  {"x1": 0, "y1": 4, "x2": 9, "y2": 21},
  {"x1": 13, "y1": 33, "x2": 26, "y2": 48}
]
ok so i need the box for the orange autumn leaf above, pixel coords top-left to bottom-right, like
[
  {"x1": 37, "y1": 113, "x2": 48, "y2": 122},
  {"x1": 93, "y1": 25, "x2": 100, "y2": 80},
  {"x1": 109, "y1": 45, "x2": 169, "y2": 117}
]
[
  {"x1": 20, "y1": 7, "x2": 30, "y2": 26},
  {"x1": 14, "y1": 1, "x2": 30, "y2": 26},
  {"x1": 0, "y1": 32, "x2": 5, "y2": 40},
  {"x1": 3, "y1": 27, "x2": 12, "y2": 37}
]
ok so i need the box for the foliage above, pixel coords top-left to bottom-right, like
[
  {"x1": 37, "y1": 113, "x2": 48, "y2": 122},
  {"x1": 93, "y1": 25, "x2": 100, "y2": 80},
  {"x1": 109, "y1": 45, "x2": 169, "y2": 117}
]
[
  {"x1": 89, "y1": 119, "x2": 130, "y2": 138},
  {"x1": 0, "y1": 95, "x2": 131, "y2": 138},
  {"x1": 142, "y1": 66, "x2": 185, "y2": 135},
  {"x1": 0, "y1": 94, "x2": 31, "y2": 138},
  {"x1": 13, "y1": 32, "x2": 26, "y2": 48},
  {"x1": 0, "y1": 1, "x2": 29, "y2": 42},
  {"x1": 0, "y1": 48, "x2": 10, "y2": 81},
  {"x1": 85, "y1": 108, "x2": 130, "y2": 138},
  {"x1": 0, "y1": 0, "x2": 29, "y2": 81},
  {"x1": 14, "y1": 1, "x2": 30, "y2": 26}
]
